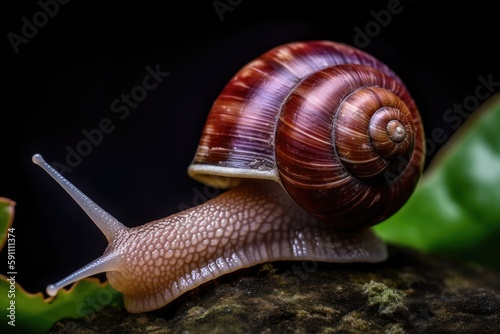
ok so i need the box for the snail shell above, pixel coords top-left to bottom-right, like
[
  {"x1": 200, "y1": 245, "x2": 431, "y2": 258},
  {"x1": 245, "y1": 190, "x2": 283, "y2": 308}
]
[{"x1": 189, "y1": 40, "x2": 425, "y2": 228}]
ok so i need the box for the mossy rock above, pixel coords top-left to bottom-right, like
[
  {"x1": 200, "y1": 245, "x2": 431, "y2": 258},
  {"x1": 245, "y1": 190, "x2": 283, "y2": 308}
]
[{"x1": 49, "y1": 245, "x2": 500, "y2": 333}]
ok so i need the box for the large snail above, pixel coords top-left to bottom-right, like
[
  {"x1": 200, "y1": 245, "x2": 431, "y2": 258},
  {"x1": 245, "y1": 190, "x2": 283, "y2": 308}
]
[{"x1": 33, "y1": 40, "x2": 425, "y2": 313}]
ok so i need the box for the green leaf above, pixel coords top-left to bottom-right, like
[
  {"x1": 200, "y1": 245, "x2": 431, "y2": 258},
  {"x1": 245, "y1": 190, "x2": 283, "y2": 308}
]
[
  {"x1": 0, "y1": 197, "x2": 124, "y2": 333},
  {"x1": 374, "y1": 95, "x2": 500, "y2": 268},
  {"x1": 0, "y1": 276, "x2": 123, "y2": 334},
  {"x1": 0, "y1": 197, "x2": 15, "y2": 250}
]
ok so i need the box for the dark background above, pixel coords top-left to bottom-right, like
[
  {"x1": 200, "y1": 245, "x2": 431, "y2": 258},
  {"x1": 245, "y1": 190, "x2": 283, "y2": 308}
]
[{"x1": 2, "y1": 1, "x2": 498, "y2": 294}]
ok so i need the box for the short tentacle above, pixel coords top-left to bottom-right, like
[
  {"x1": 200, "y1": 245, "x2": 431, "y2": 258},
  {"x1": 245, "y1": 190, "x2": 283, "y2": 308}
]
[{"x1": 46, "y1": 252, "x2": 121, "y2": 296}]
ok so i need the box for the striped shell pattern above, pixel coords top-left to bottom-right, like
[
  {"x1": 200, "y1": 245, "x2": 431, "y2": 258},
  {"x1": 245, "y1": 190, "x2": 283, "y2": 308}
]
[{"x1": 188, "y1": 41, "x2": 425, "y2": 229}]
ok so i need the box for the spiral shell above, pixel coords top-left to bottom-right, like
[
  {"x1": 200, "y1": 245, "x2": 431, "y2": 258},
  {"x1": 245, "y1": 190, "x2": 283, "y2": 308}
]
[{"x1": 188, "y1": 40, "x2": 425, "y2": 228}]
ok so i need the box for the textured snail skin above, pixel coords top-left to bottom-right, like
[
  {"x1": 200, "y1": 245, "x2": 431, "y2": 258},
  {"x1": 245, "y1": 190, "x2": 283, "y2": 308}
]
[
  {"x1": 106, "y1": 181, "x2": 386, "y2": 312},
  {"x1": 33, "y1": 152, "x2": 387, "y2": 313},
  {"x1": 34, "y1": 40, "x2": 424, "y2": 314}
]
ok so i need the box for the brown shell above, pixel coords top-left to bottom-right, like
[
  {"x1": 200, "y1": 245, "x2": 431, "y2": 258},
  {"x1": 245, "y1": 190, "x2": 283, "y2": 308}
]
[{"x1": 188, "y1": 41, "x2": 425, "y2": 228}]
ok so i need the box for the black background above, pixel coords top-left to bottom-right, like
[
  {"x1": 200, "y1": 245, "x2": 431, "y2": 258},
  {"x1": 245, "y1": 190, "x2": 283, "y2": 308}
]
[{"x1": 2, "y1": 1, "x2": 498, "y2": 294}]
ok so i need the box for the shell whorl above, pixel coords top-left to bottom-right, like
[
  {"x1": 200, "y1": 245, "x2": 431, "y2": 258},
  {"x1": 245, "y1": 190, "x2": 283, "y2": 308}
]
[
  {"x1": 188, "y1": 40, "x2": 424, "y2": 228},
  {"x1": 275, "y1": 64, "x2": 423, "y2": 228}
]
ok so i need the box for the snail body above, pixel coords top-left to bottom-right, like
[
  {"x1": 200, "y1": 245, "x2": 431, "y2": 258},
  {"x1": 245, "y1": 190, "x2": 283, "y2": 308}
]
[{"x1": 34, "y1": 40, "x2": 424, "y2": 313}]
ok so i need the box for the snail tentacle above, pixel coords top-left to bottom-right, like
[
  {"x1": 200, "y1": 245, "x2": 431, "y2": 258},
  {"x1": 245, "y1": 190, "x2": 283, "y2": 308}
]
[{"x1": 33, "y1": 154, "x2": 127, "y2": 241}]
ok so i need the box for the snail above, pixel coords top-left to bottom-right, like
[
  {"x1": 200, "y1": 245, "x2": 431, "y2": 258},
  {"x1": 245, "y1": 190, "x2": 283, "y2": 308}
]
[{"x1": 33, "y1": 40, "x2": 425, "y2": 313}]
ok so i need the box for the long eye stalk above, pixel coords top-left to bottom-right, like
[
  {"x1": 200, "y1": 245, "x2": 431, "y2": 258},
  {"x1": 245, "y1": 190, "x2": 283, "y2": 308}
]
[{"x1": 32, "y1": 154, "x2": 126, "y2": 241}]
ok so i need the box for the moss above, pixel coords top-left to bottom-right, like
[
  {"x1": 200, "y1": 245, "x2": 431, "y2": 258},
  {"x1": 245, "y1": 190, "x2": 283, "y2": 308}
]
[
  {"x1": 384, "y1": 323, "x2": 405, "y2": 334},
  {"x1": 362, "y1": 281, "x2": 408, "y2": 315},
  {"x1": 339, "y1": 311, "x2": 376, "y2": 331}
]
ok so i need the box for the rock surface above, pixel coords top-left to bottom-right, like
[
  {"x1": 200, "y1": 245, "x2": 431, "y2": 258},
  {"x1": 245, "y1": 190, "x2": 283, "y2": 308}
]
[{"x1": 48, "y1": 246, "x2": 500, "y2": 333}]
